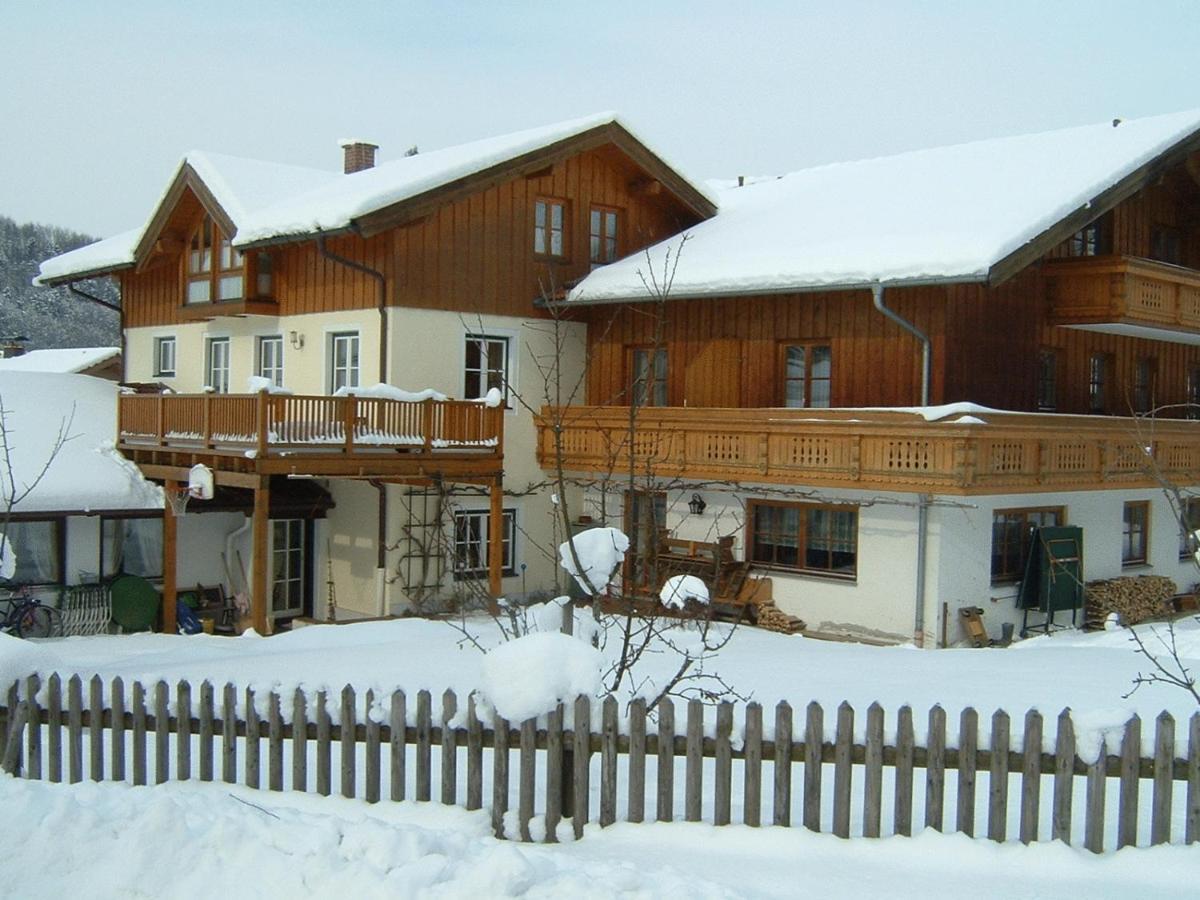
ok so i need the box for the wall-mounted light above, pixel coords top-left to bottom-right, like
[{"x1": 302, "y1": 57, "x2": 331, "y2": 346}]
[
  {"x1": 688, "y1": 492, "x2": 707, "y2": 515},
  {"x1": 289, "y1": 331, "x2": 305, "y2": 350}
]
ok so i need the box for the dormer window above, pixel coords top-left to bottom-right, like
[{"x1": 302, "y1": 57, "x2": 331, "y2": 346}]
[
  {"x1": 1067, "y1": 220, "x2": 1106, "y2": 257},
  {"x1": 185, "y1": 214, "x2": 244, "y2": 304}
]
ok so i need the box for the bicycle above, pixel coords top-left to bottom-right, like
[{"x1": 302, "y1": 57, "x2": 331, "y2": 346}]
[{"x1": 1, "y1": 584, "x2": 63, "y2": 639}]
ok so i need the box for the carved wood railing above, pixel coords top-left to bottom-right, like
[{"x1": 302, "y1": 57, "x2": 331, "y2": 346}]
[
  {"x1": 1044, "y1": 255, "x2": 1200, "y2": 334},
  {"x1": 119, "y1": 393, "x2": 504, "y2": 458},
  {"x1": 537, "y1": 405, "x2": 1200, "y2": 494}
]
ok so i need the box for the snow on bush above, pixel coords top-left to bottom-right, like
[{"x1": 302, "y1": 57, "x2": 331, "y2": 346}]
[
  {"x1": 559, "y1": 527, "x2": 629, "y2": 596},
  {"x1": 660, "y1": 574, "x2": 710, "y2": 609},
  {"x1": 479, "y1": 632, "x2": 602, "y2": 722},
  {"x1": 0, "y1": 533, "x2": 15, "y2": 581}
]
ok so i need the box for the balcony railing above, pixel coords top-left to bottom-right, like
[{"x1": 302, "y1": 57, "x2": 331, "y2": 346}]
[
  {"x1": 120, "y1": 393, "x2": 504, "y2": 458},
  {"x1": 537, "y1": 405, "x2": 1200, "y2": 494},
  {"x1": 1044, "y1": 255, "x2": 1200, "y2": 337}
]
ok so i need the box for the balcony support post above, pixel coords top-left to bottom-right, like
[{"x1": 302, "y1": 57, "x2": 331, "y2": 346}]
[
  {"x1": 162, "y1": 479, "x2": 179, "y2": 635},
  {"x1": 252, "y1": 478, "x2": 270, "y2": 635},
  {"x1": 487, "y1": 473, "x2": 504, "y2": 616}
]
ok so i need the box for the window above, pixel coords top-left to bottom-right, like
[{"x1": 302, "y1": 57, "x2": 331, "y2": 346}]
[
  {"x1": 185, "y1": 215, "x2": 243, "y2": 304},
  {"x1": 271, "y1": 519, "x2": 306, "y2": 617},
  {"x1": 464, "y1": 334, "x2": 510, "y2": 404},
  {"x1": 782, "y1": 343, "x2": 832, "y2": 408},
  {"x1": 1188, "y1": 366, "x2": 1200, "y2": 420},
  {"x1": 629, "y1": 346, "x2": 668, "y2": 407},
  {"x1": 101, "y1": 517, "x2": 163, "y2": 579},
  {"x1": 1133, "y1": 357, "x2": 1157, "y2": 414},
  {"x1": 1036, "y1": 347, "x2": 1058, "y2": 411},
  {"x1": 1067, "y1": 220, "x2": 1105, "y2": 257},
  {"x1": 257, "y1": 335, "x2": 284, "y2": 388},
  {"x1": 205, "y1": 337, "x2": 230, "y2": 393},
  {"x1": 589, "y1": 206, "x2": 619, "y2": 266},
  {"x1": 254, "y1": 251, "x2": 273, "y2": 297},
  {"x1": 748, "y1": 501, "x2": 858, "y2": 578},
  {"x1": 153, "y1": 336, "x2": 176, "y2": 378},
  {"x1": 328, "y1": 332, "x2": 360, "y2": 394},
  {"x1": 1178, "y1": 497, "x2": 1200, "y2": 560},
  {"x1": 453, "y1": 508, "x2": 516, "y2": 578},
  {"x1": 0, "y1": 520, "x2": 64, "y2": 585},
  {"x1": 534, "y1": 198, "x2": 567, "y2": 257},
  {"x1": 1123, "y1": 501, "x2": 1149, "y2": 566},
  {"x1": 991, "y1": 507, "x2": 1064, "y2": 582},
  {"x1": 1088, "y1": 353, "x2": 1111, "y2": 414}
]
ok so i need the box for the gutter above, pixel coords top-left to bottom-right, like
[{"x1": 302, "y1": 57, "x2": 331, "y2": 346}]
[
  {"x1": 315, "y1": 233, "x2": 391, "y2": 596},
  {"x1": 869, "y1": 282, "x2": 932, "y2": 648},
  {"x1": 68, "y1": 282, "x2": 125, "y2": 381}
]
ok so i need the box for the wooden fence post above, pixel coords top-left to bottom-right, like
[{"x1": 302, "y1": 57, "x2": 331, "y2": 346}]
[
  {"x1": 656, "y1": 699, "x2": 675, "y2": 823},
  {"x1": 988, "y1": 710, "x2": 1010, "y2": 842},
  {"x1": 89, "y1": 675, "x2": 105, "y2": 782},
  {"x1": 47, "y1": 674, "x2": 62, "y2": 784},
  {"x1": 863, "y1": 702, "x2": 884, "y2": 838},
  {"x1": 804, "y1": 701, "x2": 823, "y2": 832},
  {"x1": 154, "y1": 681, "x2": 169, "y2": 785},
  {"x1": 925, "y1": 705, "x2": 946, "y2": 832},
  {"x1": 293, "y1": 688, "x2": 308, "y2": 793},
  {"x1": 198, "y1": 681, "x2": 214, "y2": 783},
  {"x1": 1084, "y1": 738, "x2": 1107, "y2": 853},
  {"x1": 685, "y1": 699, "x2": 703, "y2": 822},
  {"x1": 1118, "y1": 715, "x2": 1141, "y2": 849},
  {"x1": 316, "y1": 690, "x2": 331, "y2": 796},
  {"x1": 26, "y1": 675, "x2": 41, "y2": 781},
  {"x1": 492, "y1": 713, "x2": 510, "y2": 838},
  {"x1": 519, "y1": 717, "x2": 536, "y2": 842},
  {"x1": 68, "y1": 675, "x2": 83, "y2": 784},
  {"x1": 340, "y1": 685, "x2": 356, "y2": 799},
  {"x1": 1187, "y1": 713, "x2": 1200, "y2": 845},
  {"x1": 269, "y1": 691, "x2": 284, "y2": 793},
  {"x1": 244, "y1": 686, "x2": 260, "y2": 790},
  {"x1": 132, "y1": 680, "x2": 147, "y2": 786},
  {"x1": 1052, "y1": 709, "x2": 1074, "y2": 844},
  {"x1": 628, "y1": 699, "x2": 647, "y2": 824},
  {"x1": 744, "y1": 702, "x2": 763, "y2": 828},
  {"x1": 957, "y1": 707, "x2": 978, "y2": 837},
  {"x1": 440, "y1": 689, "x2": 456, "y2": 806},
  {"x1": 466, "y1": 694, "x2": 483, "y2": 811},
  {"x1": 177, "y1": 680, "x2": 192, "y2": 782},
  {"x1": 573, "y1": 695, "x2": 591, "y2": 839},
  {"x1": 774, "y1": 701, "x2": 793, "y2": 827},
  {"x1": 1151, "y1": 711, "x2": 1174, "y2": 846},
  {"x1": 545, "y1": 703, "x2": 563, "y2": 841},
  {"x1": 1020, "y1": 709, "x2": 1043, "y2": 844},
  {"x1": 365, "y1": 689, "x2": 380, "y2": 803},
  {"x1": 833, "y1": 702, "x2": 853, "y2": 838},
  {"x1": 416, "y1": 690, "x2": 431, "y2": 802},
  {"x1": 601, "y1": 696, "x2": 618, "y2": 828},
  {"x1": 894, "y1": 705, "x2": 914, "y2": 837},
  {"x1": 221, "y1": 683, "x2": 236, "y2": 785},
  {"x1": 390, "y1": 690, "x2": 407, "y2": 803}
]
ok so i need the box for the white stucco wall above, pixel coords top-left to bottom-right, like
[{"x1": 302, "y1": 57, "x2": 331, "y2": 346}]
[{"x1": 580, "y1": 480, "x2": 1200, "y2": 648}]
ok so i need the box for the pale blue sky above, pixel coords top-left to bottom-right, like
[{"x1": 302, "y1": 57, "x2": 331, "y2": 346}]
[{"x1": 3, "y1": 0, "x2": 1199, "y2": 236}]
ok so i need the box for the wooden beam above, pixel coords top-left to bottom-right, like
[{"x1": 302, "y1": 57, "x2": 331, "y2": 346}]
[
  {"x1": 487, "y1": 474, "x2": 504, "y2": 616},
  {"x1": 252, "y1": 481, "x2": 270, "y2": 635},
  {"x1": 162, "y1": 480, "x2": 179, "y2": 635},
  {"x1": 135, "y1": 464, "x2": 264, "y2": 490}
]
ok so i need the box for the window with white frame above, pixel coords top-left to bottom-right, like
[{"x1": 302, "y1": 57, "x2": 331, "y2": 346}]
[
  {"x1": 464, "y1": 334, "x2": 510, "y2": 405},
  {"x1": 101, "y1": 517, "x2": 163, "y2": 579},
  {"x1": 205, "y1": 337, "x2": 230, "y2": 393},
  {"x1": 257, "y1": 335, "x2": 284, "y2": 388},
  {"x1": 453, "y1": 508, "x2": 516, "y2": 579},
  {"x1": 153, "y1": 336, "x2": 176, "y2": 377},
  {"x1": 328, "y1": 332, "x2": 360, "y2": 394}
]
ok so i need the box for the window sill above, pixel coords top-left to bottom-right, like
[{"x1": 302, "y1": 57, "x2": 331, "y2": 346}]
[
  {"x1": 750, "y1": 564, "x2": 856, "y2": 584},
  {"x1": 1121, "y1": 561, "x2": 1151, "y2": 570}
]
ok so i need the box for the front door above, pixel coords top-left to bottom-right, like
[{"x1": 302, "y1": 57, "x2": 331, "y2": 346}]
[{"x1": 270, "y1": 519, "x2": 309, "y2": 620}]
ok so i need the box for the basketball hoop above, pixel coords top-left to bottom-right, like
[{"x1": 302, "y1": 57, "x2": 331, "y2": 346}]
[{"x1": 165, "y1": 485, "x2": 192, "y2": 517}]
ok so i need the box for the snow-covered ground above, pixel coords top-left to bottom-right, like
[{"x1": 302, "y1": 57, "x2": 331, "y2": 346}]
[{"x1": 2, "y1": 775, "x2": 1197, "y2": 900}]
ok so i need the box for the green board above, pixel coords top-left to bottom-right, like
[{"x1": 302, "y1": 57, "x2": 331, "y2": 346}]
[
  {"x1": 1017, "y1": 526, "x2": 1084, "y2": 613},
  {"x1": 109, "y1": 574, "x2": 161, "y2": 632}
]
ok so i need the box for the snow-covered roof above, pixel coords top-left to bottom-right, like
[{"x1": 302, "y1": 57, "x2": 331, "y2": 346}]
[
  {"x1": 37, "y1": 113, "x2": 714, "y2": 285},
  {"x1": 0, "y1": 347, "x2": 120, "y2": 375},
  {"x1": 569, "y1": 109, "x2": 1200, "y2": 303},
  {"x1": 0, "y1": 372, "x2": 161, "y2": 513}
]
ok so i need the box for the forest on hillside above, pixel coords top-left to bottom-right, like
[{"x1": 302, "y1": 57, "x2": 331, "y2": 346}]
[{"x1": 0, "y1": 215, "x2": 120, "y2": 349}]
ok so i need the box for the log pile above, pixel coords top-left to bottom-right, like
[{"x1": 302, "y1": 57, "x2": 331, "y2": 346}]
[
  {"x1": 1083, "y1": 575, "x2": 1176, "y2": 628},
  {"x1": 755, "y1": 600, "x2": 805, "y2": 634}
]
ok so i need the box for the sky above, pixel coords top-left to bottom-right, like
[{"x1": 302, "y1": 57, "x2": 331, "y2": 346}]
[{"x1": 2, "y1": 0, "x2": 1199, "y2": 238}]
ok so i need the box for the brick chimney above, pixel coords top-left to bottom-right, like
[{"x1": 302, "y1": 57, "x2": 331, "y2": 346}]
[{"x1": 339, "y1": 139, "x2": 378, "y2": 174}]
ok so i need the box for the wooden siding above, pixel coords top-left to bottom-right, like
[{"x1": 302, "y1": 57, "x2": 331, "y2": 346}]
[{"x1": 122, "y1": 147, "x2": 697, "y2": 328}]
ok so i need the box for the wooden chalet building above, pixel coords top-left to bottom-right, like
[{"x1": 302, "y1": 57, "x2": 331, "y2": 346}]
[
  {"x1": 545, "y1": 109, "x2": 1200, "y2": 645},
  {"x1": 37, "y1": 114, "x2": 714, "y2": 633}
]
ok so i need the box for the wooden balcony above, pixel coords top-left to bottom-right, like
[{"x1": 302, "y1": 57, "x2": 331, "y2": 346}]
[
  {"x1": 178, "y1": 297, "x2": 280, "y2": 321},
  {"x1": 120, "y1": 392, "x2": 504, "y2": 482},
  {"x1": 538, "y1": 405, "x2": 1200, "y2": 495},
  {"x1": 1044, "y1": 255, "x2": 1200, "y2": 340}
]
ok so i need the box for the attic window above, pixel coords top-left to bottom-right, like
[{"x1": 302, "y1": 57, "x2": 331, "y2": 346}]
[
  {"x1": 589, "y1": 206, "x2": 619, "y2": 266},
  {"x1": 1067, "y1": 220, "x2": 1105, "y2": 257},
  {"x1": 534, "y1": 198, "x2": 567, "y2": 258},
  {"x1": 185, "y1": 215, "x2": 243, "y2": 304}
]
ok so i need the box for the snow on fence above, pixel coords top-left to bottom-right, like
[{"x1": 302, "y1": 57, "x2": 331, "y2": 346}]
[{"x1": 2, "y1": 675, "x2": 1198, "y2": 852}]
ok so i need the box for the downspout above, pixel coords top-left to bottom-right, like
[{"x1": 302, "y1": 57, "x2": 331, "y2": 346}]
[
  {"x1": 316, "y1": 233, "x2": 391, "y2": 614},
  {"x1": 68, "y1": 282, "x2": 125, "y2": 380},
  {"x1": 870, "y1": 283, "x2": 932, "y2": 647}
]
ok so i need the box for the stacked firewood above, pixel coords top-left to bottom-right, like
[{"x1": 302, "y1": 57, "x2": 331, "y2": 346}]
[
  {"x1": 755, "y1": 600, "x2": 806, "y2": 634},
  {"x1": 1083, "y1": 575, "x2": 1176, "y2": 627}
]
